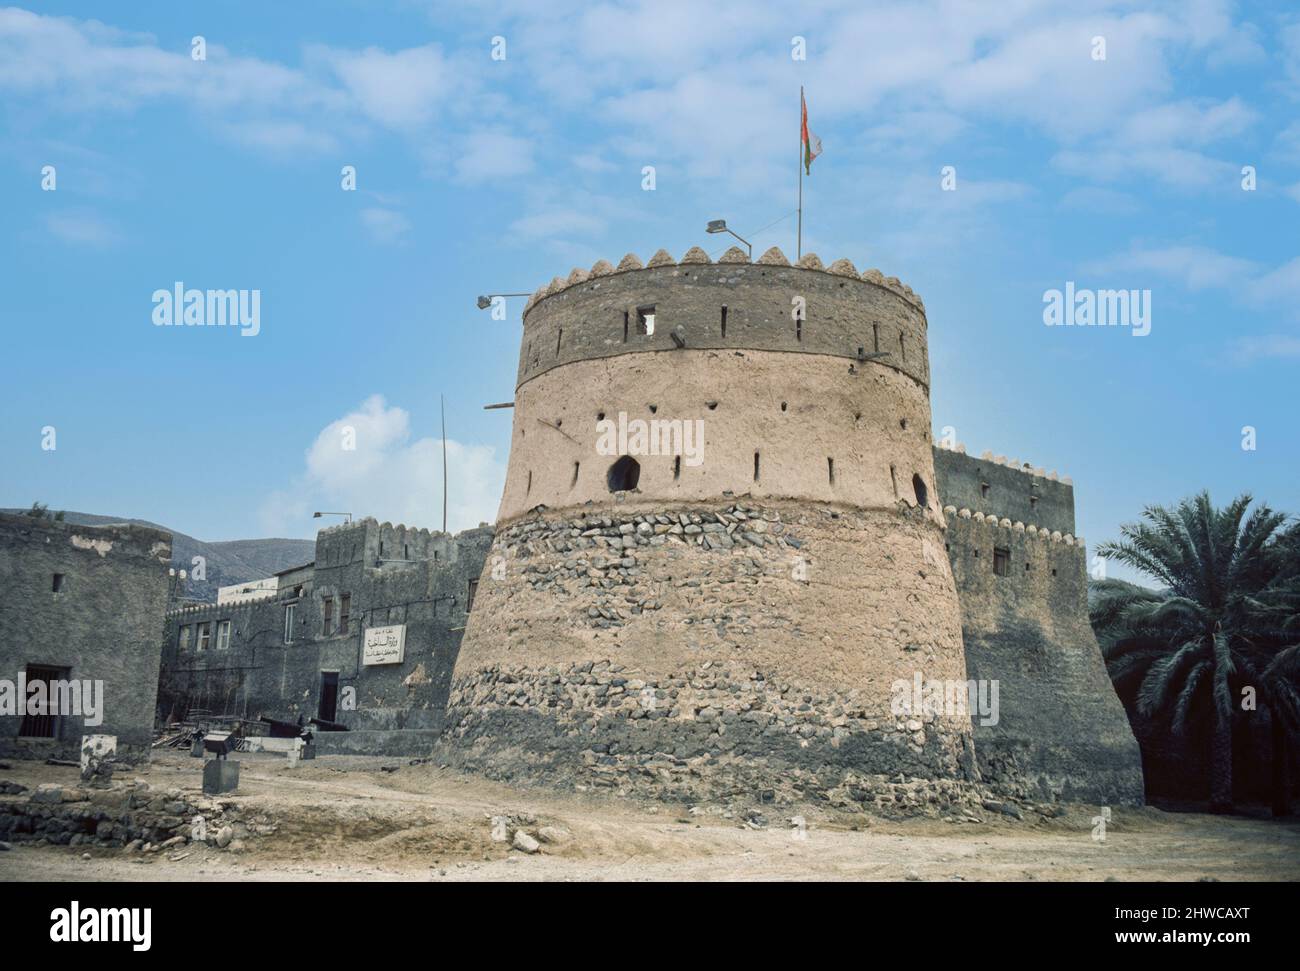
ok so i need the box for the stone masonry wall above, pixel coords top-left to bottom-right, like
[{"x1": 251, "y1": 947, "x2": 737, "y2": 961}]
[
  {"x1": 0, "y1": 513, "x2": 172, "y2": 762},
  {"x1": 441, "y1": 500, "x2": 978, "y2": 804}
]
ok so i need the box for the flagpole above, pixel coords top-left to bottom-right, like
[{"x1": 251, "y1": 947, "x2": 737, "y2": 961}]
[
  {"x1": 440, "y1": 393, "x2": 448, "y2": 535},
  {"x1": 797, "y1": 86, "x2": 803, "y2": 261}
]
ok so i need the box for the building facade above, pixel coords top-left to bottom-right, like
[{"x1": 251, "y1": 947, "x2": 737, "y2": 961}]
[
  {"x1": 159, "y1": 518, "x2": 492, "y2": 741},
  {"x1": 0, "y1": 512, "x2": 172, "y2": 762},
  {"x1": 440, "y1": 246, "x2": 1143, "y2": 805}
]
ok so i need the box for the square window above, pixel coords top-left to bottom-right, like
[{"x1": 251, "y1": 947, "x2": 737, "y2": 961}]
[
  {"x1": 993, "y1": 547, "x2": 1011, "y2": 577},
  {"x1": 636, "y1": 305, "x2": 655, "y2": 336},
  {"x1": 51, "y1": 573, "x2": 65, "y2": 593}
]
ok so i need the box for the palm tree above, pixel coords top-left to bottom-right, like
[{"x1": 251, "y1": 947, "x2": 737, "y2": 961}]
[{"x1": 1090, "y1": 492, "x2": 1294, "y2": 813}]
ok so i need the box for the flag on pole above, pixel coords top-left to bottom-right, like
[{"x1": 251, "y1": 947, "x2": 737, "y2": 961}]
[{"x1": 801, "y1": 89, "x2": 821, "y2": 175}]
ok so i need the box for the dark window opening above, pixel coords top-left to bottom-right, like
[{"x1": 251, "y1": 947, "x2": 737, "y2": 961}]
[
  {"x1": 1025, "y1": 562, "x2": 1031, "y2": 572},
  {"x1": 899, "y1": 332, "x2": 906, "y2": 360},
  {"x1": 827, "y1": 457, "x2": 835, "y2": 485},
  {"x1": 526, "y1": 470, "x2": 532, "y2": 494},
  {"x1": 721, "y1": 306, "x2": 727, "y2": 337},
  {"x1": 889, "y1": 464, "x2": 899, "y2": 498},
  {"x1": 466, "y1": 578, "x2": 479, "y2": 612},
  {"x1": 899, "y1": 418, "x2": 908, "y2": 430},
  {"x1": 339, "y1": 594, "x2": 351, "y2": 635},
  {"x1": 873, "y1": 323, "x2": 879, "y2": 353},
  {"x1": 19, "y1": 665, "x2": 66, "y2": 739},
  {"x1": 323, "y1": 597, "x2": 334, "y2": 636},
  {"x1": 51, "y1": 573, "x2": 65, "y2": 593},
  {"x1": 1051, "y1": 568, "x2": 1058, "y2": 577},
  {"x1": 597, "y1": 411, "x2": 606, "y2": 421},
  {"x1": 636, "y1": 305, "x2": 655, "y2": 336},
  {"x1": 648, "y1": 404, "x2": 657, "y2": 414},
  {"x1": 1030, "y1": 495, "x2": 1039, "y2": 509},
  {"x1": 980, "y1": 482, "x2": 990, "y2": 499},
  {"x1": 673, "y1": 455, "x2": 681, "y2": 480},
  {"x1": 403, "y1": 543, "x2": 409, "y2": 560},
  {"x1": 796, "y1": 318, "x2": 802, "y2": 342},
  {"x1": 912, "y1": 473, "x2": 928, "y2": 507},
  {"x1": 623, "y1": 311, "x2": 629, "y2": 342},
  {"x1": 319, "y1": 672, "x2": 339, "y2": 723},
  {"x1": 571, "y1": 461, "x2": 580, "y2": 486},
  {"x1": 754, "y1": 452, "x2": 761, "y2": 482},
  {"x1": 993, "y1": 547, "x2": 1011, "y2": 577},
  {"x1": 556, "y1": 328, "x2": 563, "y2": 356},
  {"x1": 780, "y1": 401, "x2": 787, "y2": 412},
  {"x1": 607, "y1": 455, "x2": 640, "y2": 492}
]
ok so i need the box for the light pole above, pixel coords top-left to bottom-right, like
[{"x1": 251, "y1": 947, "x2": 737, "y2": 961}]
[
  {"x1": 706, "y1": 219, "x2": 751, "y2": 259},
  {"x1": 476, "y1": 292, "x2": 532, "y2": 311}
]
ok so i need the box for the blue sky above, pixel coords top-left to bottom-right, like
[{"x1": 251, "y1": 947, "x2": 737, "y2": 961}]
[{"x1": 2, "y1": 1, "x2": 1297, "y2": 585}]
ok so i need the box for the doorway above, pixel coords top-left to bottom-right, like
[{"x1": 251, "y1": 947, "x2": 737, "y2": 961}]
[
  {"x1": 318, "y1": 671, "x2": 339, "y2": 723},
  {"x1": 19, "y1": 664, "x2": 67, "y2": 740}
]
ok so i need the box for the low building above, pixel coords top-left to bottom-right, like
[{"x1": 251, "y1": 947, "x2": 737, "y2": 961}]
[
  {"x1": 0, "y1": 512, "x2": 172, "y2": 762},
  {"x1": 158, "y1": 518, "x2": 491, "y2": 747}
]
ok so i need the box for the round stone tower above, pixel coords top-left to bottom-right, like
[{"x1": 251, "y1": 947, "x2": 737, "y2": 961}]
[{"x1": 445, "y1": 245, "x2": 977, "y2": 805}]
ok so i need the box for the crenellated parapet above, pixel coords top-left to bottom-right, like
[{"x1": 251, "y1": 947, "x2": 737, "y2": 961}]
[
  {"x1": 931, "y1": 441, "x2": 1076, "y2": 537},
  {"x1": 515, "y1": 246, "x2": 931, "y2": 392}
]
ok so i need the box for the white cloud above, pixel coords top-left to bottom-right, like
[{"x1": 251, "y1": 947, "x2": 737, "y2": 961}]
[
  {"x1": 360, "y1": 207, "x2": 412, "y2": 244},
  {"x1": 453, "y1": 130, "x2": 536, "y2": 183},
  {"x1": 1083, "y1": 244, "x2": 1258, "y2": 291},
  {"x1": 314, "y1": 44, "x2": 453, "y2": 129},
  {"x1": 44, "y1": 209, "x2": 117, "y2": 246},
  {"x1": 1229, "y1": 334, "x2": 1300, "y2": 364},
  {"x1": 260, "y1": 395, "x2": 504, "y2": 537}
]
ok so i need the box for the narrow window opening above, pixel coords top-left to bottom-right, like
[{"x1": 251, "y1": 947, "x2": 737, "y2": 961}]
[
  {"x1": 1051, "y1": 568, "x2": 1058, "y2": 577},
  {"x1": 607, "y1": 455, "x2": 641, "y2": 492},
  {"x1": 993, "y1": 547, "x2": 1011, "y2": 577},
  {"x1": 323, "y1": 597, "x2": 334, "y2": 636},
  {"x1": 796, "y1": 318, "x2": 802, "y2": 342},
  {"x1": 526, "y1": 470, "x2": 532, "y2": 494},
  {"x1": 466, "y1": 578, "x2": 479, "y2": 612},
  {"x1": 912, "y1": 473, "x2": 928, "y2": 507},
  {"x1": 51, "y1": 573, "x2": 65, "y2": 593},
  {"x1": 571, "y1": 461, "x2": 580, "y2": 486},
  {"x1": 980, "y1": 482, "x2": 990, "y2": 499},
  {"x1": 754, "y1": 452, "x2": 761, "y2": 482},
  {"x1": 780, "y1": 401, "x2": 787, "y2": 412},
  {"x1": 899, "y1": 332, "x2": 906, "y2": 360},
  {"x1": 873, "y1": 323, "x2": 879, "y2": 353},
  {"x1": 623, "y1": 311, "x2": 629, "y2": 342},
  {"x1": 1030, "y1": 495, "x2": 1039, "y2": 509},
  {"x1": 889, "y1": 464, "x2": 899, "y2": 498},
  {"x1": 827, "y1": 457, "x2": 835, "y2": 484},
  {"x1": 556, "y1": 328, "x2": 563, "y2": 356},
  {"x1": 339, "y1": 594, "x2": 351, "y2": 634},
  {"x1": 721, "y1": 306, "x2": 728, "y2": 337},
  {"x1": 673, "y1": 455, "x2": 681, "y2": 480},
  {"x1": 1025, "y1": 562, "x2": 1031, "y2": 572}
]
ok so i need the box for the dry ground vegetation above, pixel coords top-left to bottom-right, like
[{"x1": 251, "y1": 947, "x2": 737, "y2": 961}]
[{"x1": 1, "y1": 751, "x2": 1297, "y2": 882}]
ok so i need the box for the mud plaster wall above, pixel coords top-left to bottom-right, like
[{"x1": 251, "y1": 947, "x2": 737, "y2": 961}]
[
  {"x1": 518, "y1": 261, "x2": 929, "y2": 390},
  {"x1": 0, "y1": 513, "x2": 171, "y2": 761},
  {"x1": 943, "y1": 516, "x2": 1144, "y2": 804},
  {"x1": 500, "y1": 352, "x2": 940, "y2": 524}
]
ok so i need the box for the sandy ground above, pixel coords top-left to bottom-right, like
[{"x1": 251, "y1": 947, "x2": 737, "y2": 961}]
[{"x1": 2, "y1": 751, "x2": 1298, "y2": 882}]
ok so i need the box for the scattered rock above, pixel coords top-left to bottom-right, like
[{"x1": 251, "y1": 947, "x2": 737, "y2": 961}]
[
  {"x1": 537, "y1": 826, "x2": 571, "y2": 845},
  {"x1": 215, "y1": 826, "x2": 233, "y2": 849},
  {"x1": 512, "y1": 830, "x2": 540, "y2": 854}
]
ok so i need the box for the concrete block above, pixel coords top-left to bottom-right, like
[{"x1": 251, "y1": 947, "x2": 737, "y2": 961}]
[{"x1": 202, "y1": 759, "x2": 240, "y2": 795}]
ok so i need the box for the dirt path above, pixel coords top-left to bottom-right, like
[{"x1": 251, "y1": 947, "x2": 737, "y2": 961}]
[{"x1": 3, "y1": 752, "x2": 1298, "y2": 882}]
